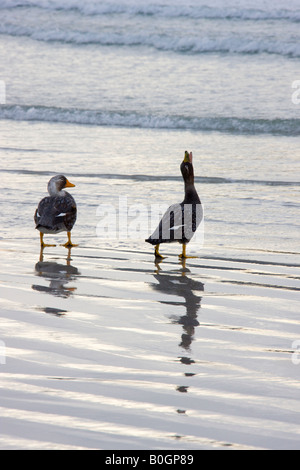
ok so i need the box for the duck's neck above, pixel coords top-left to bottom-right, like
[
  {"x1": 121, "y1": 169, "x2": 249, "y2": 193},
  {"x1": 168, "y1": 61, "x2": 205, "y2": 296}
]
[
  {"x1": 183, "y1": 181, "x2": 200, "y2": 204},
  {"x1": 48, "y1": 181, "x2": 66, "y2": 197},
  {"x1": 49, "y1": 188, "x2": 66, "y2": 197}
]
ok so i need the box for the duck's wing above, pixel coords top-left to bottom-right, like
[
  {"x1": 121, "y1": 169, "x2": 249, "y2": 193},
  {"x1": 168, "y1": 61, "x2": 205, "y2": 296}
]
[
  {"x1": 53, "y1": 192, "x2": 77, "y2": 232},
  {"x1": 35, "y1": 196, "x2": 53, "y2": 228},
  {"x1": 146, "y1": 203, "x2": 184, "y2": 245},
  {"x1": 35, "y1": 193, "x2": 77, "y2": 233},
  {"x1": 182, "y1": 202, "x2": 203, "y2": 242},
  {"x1": 146, "y1": 202, "x2": 203, "y2": 245}
]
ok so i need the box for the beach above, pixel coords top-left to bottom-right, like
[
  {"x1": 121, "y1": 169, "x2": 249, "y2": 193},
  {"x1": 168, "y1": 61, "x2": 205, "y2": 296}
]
[
  {"x1": 0, "y1": 123, "x2": 299, "y2": 450},
  {"x1": 0, "y1": 0, "x2": 300, "y2": 450}
]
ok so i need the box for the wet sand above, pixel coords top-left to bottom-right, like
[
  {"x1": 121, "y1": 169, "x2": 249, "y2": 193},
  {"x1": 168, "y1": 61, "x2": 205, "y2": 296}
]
[{"x1": 0, "y1": 237, "x2": 299, "y2": 450}]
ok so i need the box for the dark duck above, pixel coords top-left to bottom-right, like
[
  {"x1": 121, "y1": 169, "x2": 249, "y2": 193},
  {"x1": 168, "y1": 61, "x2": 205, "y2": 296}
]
[
  {"x1": 146, "y1": 151, "x2": 202, "y2": 259},
  {"x1": 34, "y1": 175, "x2": 77, "y2": 248}
]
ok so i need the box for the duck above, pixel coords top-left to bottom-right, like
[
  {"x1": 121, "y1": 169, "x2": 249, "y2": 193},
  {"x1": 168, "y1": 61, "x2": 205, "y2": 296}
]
[
  {"x1": 34, "y1": 174, "x2": 77, "y2": 248},
  {"x1": 146, "y1": 151, "x2": 202, "y2": 259}
]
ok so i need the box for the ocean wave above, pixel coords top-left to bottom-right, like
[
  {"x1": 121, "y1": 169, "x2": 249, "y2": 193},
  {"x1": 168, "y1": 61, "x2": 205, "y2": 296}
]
[
  {"x1": 1, "y1": 1, "x2": 300, "y2": 22},
  {"x1": 1, "y1": 22, "x2": 300, "y2": 58},
  {"x1": 1, "y1": 105, "x2": 300, "y2": 136}
]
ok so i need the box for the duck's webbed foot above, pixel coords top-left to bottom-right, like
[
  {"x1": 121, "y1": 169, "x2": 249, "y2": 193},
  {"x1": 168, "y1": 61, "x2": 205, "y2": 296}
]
[
  {"x1": 178, "y1": 244, "x2": 197, "y2": 259},
  {"x1": 40, "y1": 233, "x2": 56, "y2": 248},
  {"x1": 155, "y1": 244, "x2": 166, "y2": 259},
  {"x1": 61, "y1": 232, "x2": 78, "y2": 248}
]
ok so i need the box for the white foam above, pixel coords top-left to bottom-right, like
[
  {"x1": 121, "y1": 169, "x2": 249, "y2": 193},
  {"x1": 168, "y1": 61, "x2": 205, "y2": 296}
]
[
  {"x1": 1, "y1": 0, "x2": 300, "y2": 22},
  {"x1": 1, "y1": 19, "x2": 300, "y2": 59}
]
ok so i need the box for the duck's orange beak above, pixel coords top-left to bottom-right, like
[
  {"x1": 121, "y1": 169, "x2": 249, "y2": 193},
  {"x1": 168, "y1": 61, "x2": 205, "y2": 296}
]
[
  {"x1": 183, "y1": 151, "x2": 193, "y2": 163},
  {"x1": 65, "y1": 178, "x2": 75, "y2": 188}
]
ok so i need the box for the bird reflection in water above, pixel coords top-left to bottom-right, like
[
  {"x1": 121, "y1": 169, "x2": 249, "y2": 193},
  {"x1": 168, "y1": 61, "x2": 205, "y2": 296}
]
[
  {"x1": 32, "y1": 247, "x2": 80, "y2": 308},
  {"x1": 151, "y1": 258, "x2": 204, "y2": 359},
  {"x1": 150, "y1": 258, "x2": 204, "y2": 417}
]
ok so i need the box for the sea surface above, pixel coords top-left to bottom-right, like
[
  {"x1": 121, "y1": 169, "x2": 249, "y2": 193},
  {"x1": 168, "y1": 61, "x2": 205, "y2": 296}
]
[{"x1": 0, "y1": 0, "x2": 299, "y2": 450}]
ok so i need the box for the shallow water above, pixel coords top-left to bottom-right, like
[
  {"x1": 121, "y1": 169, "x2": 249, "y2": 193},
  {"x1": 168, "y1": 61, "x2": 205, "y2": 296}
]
[
  {"x1": 0, "y1": 236, "x2": 299, "y2": 450},
  {"x1": 0, "y1": 122, "x2": 299, "y2": 449}
]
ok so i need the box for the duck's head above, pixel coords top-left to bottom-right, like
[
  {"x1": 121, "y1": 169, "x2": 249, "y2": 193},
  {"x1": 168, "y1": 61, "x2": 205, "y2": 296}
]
[
  {"x1": 47, "y1": 175, "x2": 75, "y2": 196},
  {"x1": 181, "y1": 151, "x2": 194, "y2": 184}
]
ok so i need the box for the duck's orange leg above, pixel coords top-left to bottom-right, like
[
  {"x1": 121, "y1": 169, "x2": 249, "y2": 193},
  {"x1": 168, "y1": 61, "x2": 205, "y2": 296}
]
[
  {"x1": 178, "y1": 243, "x2": 197, "y2": 259},
  {"x1": 40, "y1": 233, "x2": 56, "y2": 248},
  {"x1": 61, "y1": 232, "x2": 78, "y2": 248},
  {"x1": 154, "y1": 244, "x2": 165, "y2": 259}
]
